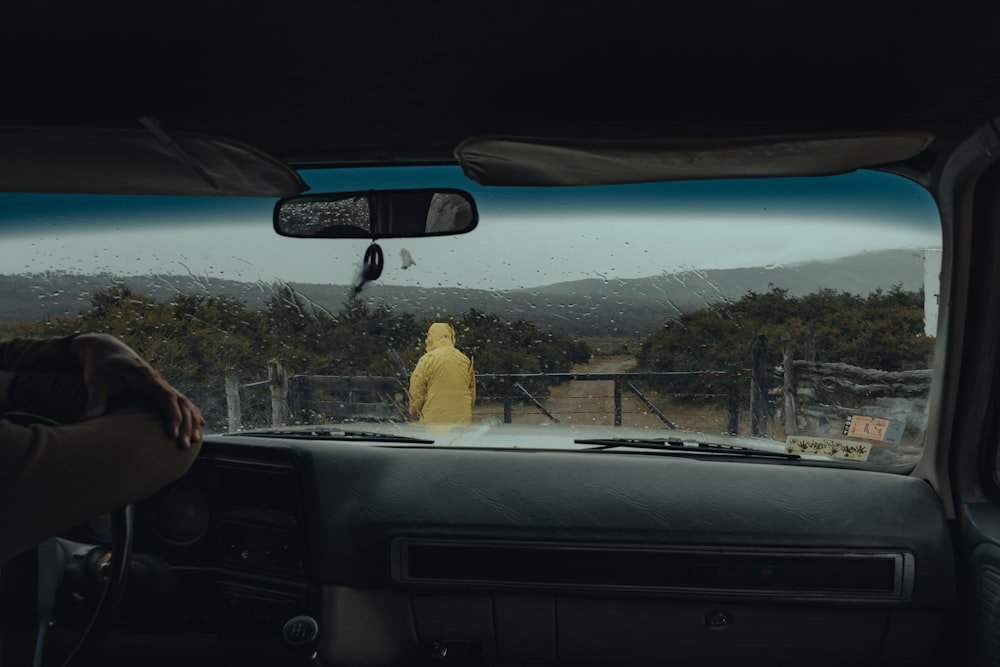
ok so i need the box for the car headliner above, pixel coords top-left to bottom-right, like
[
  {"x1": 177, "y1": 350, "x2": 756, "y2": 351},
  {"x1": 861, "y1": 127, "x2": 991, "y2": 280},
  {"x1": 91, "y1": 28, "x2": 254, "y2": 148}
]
[{"x1": 2, "y1": 3, "x2": 999, "y2": 173}]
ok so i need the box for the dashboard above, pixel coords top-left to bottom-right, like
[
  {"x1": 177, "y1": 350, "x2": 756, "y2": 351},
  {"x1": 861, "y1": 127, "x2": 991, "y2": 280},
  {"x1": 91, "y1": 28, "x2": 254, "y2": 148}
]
[{"x1": 106, "y1": 435, "x2": 956, "y2": 666}]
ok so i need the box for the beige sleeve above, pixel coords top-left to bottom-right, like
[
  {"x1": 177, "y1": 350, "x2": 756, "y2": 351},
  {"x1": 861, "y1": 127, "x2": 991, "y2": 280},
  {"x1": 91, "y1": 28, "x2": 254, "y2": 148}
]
[{"x1": 0, "y1": 407, "x2": 200, "y2": 562}]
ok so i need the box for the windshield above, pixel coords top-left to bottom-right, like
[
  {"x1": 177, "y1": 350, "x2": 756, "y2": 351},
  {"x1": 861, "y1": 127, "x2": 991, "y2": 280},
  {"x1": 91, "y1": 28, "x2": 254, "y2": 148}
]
[{"x1": 0, "y1": 166, "x2": 940, "y2": 468}]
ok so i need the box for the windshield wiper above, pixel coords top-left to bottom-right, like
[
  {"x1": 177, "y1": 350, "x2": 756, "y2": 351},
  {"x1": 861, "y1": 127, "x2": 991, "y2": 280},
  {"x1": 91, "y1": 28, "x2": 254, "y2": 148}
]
[
  {"x1": 229, "y1": 428, "x2": 434, "y2": 444},
  {"x1": 573, "y1": 437, "x2": 800, "y2": 460}
]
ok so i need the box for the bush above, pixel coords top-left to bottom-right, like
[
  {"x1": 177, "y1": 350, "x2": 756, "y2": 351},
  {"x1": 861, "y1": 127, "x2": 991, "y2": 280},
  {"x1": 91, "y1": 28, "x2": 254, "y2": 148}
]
[{"x1": 635, "y1": 286, "x2": 933, "y2": 402}]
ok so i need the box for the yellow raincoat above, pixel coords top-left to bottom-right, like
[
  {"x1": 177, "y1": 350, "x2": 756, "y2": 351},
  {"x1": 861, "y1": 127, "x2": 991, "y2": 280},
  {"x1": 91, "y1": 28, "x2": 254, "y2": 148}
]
[{"x1": 408, "y1": 323, "x2": 476, "y2": 424}]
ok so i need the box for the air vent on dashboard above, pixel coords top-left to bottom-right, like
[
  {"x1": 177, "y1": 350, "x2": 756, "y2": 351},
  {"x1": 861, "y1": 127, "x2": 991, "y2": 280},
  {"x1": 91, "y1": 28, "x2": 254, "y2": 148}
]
[{"x1": 393, "y1": 540, "x2": 912, "y2": 601}]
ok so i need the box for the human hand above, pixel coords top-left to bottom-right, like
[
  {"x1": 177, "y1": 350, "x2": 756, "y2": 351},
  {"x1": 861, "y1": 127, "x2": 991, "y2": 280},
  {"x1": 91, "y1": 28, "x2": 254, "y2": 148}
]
[{"x1": 71, "y1": 333, "x2": 204, "y2": 448}]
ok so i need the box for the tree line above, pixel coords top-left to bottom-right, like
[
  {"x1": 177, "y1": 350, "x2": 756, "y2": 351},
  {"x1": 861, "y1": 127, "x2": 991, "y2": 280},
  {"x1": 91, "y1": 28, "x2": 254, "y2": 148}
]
[
  {"x1": 634, "y1": 284, "x2": 933, "y2": 399},
  {"x1": 0, "y1": 283, "x2": 591, "y2": 430},
  {"x1": 0, "y1": 281, "x2": 929, "y2": 429}
]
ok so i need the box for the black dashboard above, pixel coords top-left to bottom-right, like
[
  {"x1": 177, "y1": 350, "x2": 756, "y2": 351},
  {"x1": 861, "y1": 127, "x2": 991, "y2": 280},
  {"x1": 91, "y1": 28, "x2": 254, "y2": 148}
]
[{"x1": 110, "y1": 435, "x2": 956, "y2": 666}]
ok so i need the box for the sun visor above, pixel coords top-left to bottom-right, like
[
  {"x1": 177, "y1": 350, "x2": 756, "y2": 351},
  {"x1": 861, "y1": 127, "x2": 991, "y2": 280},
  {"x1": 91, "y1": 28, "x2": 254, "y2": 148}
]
[
  {"x1": 454, "y1": 134, "x2": 934, "y2": 186},
  {"x1": 0, "y1": 127, "x2": 308, "y2": 197}
]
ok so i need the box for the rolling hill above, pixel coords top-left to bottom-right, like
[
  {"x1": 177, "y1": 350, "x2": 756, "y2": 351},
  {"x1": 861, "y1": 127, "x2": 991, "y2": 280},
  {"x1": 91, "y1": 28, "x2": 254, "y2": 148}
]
[{"x1": 0, "y1": 248, "x2": 929, "y2": 336}]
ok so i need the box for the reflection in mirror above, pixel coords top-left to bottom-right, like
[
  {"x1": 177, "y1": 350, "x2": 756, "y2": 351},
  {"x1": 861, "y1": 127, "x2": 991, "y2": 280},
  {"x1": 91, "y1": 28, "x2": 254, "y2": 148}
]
[
  {"x1": 426, "y1": 193, "x2": 474, "y2": 233},
  {"x1": 277, "y1": 196, "x2": 371, "y2": 238},
  {"x1": 274, "y1": 189, "x2": 478, "y2": 239}
]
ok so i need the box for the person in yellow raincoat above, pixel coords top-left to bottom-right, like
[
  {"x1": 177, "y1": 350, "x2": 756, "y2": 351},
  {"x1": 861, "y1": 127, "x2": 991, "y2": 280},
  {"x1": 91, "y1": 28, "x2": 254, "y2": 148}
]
[{"x1": 408, "y1": 323, "x2": 476, "y2": 424}]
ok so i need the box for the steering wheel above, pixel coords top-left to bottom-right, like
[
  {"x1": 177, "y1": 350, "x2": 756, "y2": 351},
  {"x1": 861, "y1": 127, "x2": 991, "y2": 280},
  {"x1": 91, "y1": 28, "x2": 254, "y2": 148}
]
[
  {"x1": 51, "y1": 505, "x2": 134, "y2": 666},
  {"x1": 0, "y1": 413, "x2": 134, "y2": 667}
]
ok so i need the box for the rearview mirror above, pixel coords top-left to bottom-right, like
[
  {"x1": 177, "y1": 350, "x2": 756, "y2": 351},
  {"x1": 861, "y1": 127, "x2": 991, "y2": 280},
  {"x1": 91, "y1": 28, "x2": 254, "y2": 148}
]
[{"x1": 274, "y1": 189, "x2": 478, "y2": 239}]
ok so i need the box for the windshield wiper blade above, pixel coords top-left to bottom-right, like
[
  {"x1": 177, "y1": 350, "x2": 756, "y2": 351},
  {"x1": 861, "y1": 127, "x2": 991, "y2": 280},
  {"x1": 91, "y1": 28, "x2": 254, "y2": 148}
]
[
  {"x1": 573, "y1": 437, "x2": 800, "y2": 460},
  {"x1": 230, "y1": 428, "x2": 434, "y2": 444}
]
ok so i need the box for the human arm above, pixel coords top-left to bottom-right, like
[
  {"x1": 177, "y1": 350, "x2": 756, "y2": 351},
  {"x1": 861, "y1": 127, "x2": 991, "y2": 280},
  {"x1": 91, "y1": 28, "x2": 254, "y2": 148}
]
[
  {"x1": 69, "y1": 333, "x2": 203, "y2": 448},
  {"x1": 0, "y1": 336, "x2": 86, "y2": 420},
  {"x1": 0, "y1": 335, "x2": 81, "y2": 373},
  {"x1": 0, "y1": 370, "x2": 88, "y2": 423},
  {"x1": 0, "y1": 335, "x2": 204, "y2": 562},
  {"x1": 0, "y1": 334, "x2": 203, "y2": 448},
  {"x1": 0, "y1": 407, "x2": 201, "y2": 562}
]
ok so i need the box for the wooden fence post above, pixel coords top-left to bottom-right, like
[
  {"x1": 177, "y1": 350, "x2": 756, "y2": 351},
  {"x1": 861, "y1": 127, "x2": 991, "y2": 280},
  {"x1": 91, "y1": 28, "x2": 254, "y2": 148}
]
[
  {"x1": 613, "y1": 374, "x2": 623, "y2": 427},
  {"x1": 287, "y1": 376, "x2": 302, "y2": 422},
  {"x1": 782, "y1": 332, "x2": 797, "y2": 436},
  {"x1": 225, "y1": 371, "x2": 241, "y2": 432},
  {"x1": 268, "y1": 359, "x2": 289, "y2": 427},
  {"x1": 750, "y1": 334, "x2": 769, "y2": 437},
  {"x1": 726, "y1": 366, "x2": 740, "y2": 435},
  {"x1": 503, "y1": 375, "x2": 512, "y2": 424},
  {"x1": 387, "y1": 348, "x2": 411, "y2": 415}
]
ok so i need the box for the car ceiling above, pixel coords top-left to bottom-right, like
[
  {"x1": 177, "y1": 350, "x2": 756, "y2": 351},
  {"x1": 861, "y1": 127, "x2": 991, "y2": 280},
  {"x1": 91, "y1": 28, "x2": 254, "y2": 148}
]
[{"x1": 2, "y1": 3, "x2": 1000, "y2": 170}]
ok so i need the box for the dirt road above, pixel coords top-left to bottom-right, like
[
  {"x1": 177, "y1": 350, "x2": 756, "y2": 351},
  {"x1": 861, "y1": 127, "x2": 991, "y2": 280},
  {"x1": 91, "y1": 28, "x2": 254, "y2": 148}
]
[
  {"x1": 544, "y1": 356, "x2": 640, "y2": 426},
  {"x1": 473, "y1": 355, "x2": 678, "y2": 428},
  {"x1": 472, "y1": 355, "x2": 739, "y2": 432}
]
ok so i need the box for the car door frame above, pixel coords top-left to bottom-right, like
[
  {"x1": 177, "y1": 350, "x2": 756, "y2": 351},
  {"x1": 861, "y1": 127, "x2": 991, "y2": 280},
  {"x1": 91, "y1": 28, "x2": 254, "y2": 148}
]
[{"x1": 926, "y1": 114, "x2": 1000, "y2": 666}]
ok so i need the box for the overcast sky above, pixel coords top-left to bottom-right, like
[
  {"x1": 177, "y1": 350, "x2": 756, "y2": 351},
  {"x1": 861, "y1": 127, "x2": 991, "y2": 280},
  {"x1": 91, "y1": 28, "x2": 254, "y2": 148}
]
[{"x1": 0, "y1": 167, "x2": 941, "y2": 291}]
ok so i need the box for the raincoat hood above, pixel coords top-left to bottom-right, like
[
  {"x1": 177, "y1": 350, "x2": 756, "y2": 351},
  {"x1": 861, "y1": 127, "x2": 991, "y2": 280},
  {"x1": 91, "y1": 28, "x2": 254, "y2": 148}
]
[{"x1": 425, "y1": 322, "x2": 456, "y2": 352}]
